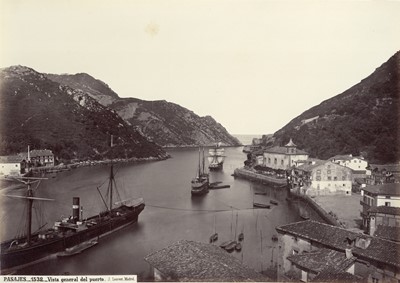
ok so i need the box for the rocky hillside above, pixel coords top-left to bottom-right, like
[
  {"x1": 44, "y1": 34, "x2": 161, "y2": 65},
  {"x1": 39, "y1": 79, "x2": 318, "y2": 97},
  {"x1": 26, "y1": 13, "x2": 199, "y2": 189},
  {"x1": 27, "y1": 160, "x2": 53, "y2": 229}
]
[
  {"x1": 272, "y1": 51, "x2": 400, "y2": 164},
  {"x1": 47, "y1": 74, "x2": 241, "y2": 147},
  {"x1": 0, "y1": 66, "x2": 168, "y2": 161}
]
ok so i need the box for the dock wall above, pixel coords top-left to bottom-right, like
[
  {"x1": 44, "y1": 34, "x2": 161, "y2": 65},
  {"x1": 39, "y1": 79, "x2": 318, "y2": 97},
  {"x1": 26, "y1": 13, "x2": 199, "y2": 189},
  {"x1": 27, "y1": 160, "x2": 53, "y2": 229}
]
[{"x1": 233, "y1": 167, "x2": 287, "y2": 187}]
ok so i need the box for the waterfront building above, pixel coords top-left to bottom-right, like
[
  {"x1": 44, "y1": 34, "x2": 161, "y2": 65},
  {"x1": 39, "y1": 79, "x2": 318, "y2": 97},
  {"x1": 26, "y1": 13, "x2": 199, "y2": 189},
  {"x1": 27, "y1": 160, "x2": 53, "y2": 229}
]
[
  {"x1": 144, "y1": 240, "x2": 267, "y2": 282},
  {"x1": 276, "y1": 220, "x2": 400, "y2": 282},
  {"x1": 360, "y1": 183, "x2": 400, "y2": 234},
  {"x1": 330, "y1": 154, "x2": 371, "y2": 183},
  {"x1": 367, "y1": 164, "x2": 400, "y2": 185},
  {"x1": 0, "y1": 155, "x2": 26, "y2": 176},
  {"x1": 262, "y1": 139, "x2": 308, "y2": 170},
  {"x1": 367, "y1": 206, "x2": 400, "y2": 242},
  {"x1": 294, "y1": 159, "x2": 353, "y2": 196},
  {"x1": 19, "y1": 149, "x2": 55, "y2": 167}
]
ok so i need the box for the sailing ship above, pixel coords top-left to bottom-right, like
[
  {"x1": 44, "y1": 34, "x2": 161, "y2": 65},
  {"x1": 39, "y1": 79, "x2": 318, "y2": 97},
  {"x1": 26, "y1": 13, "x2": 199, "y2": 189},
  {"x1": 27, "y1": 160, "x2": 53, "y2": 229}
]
[
  {"x1": 191, "y1": 147, "x2": 209, "y2": 196},
  {"x1": 1, "y1": 161, "x2": 145, "y2": 273},
  {"x1": 207, "y1": 142, "x2": 225, "y2": 171}
]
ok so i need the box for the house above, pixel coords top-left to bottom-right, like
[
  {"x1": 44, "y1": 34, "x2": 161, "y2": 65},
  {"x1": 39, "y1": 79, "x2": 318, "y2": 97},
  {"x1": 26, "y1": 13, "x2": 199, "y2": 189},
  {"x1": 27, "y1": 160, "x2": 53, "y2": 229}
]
[
  {"x1": 294, "y1": 159, "x2": 353, "y2": 196},
  {"x1": 276, "y1": 220, "x2": 400, "y2": 282},
  {"x1": 144, "y1": 240, "x2": 268, "y2": 282},
  {"x1": 19, "y1": 149, "x2": 55, "y2": 167},
  {"x1": 0, "y1": 155, "x2": 27, "y2": 176},
  {"x1": 360, "y1": 183, "x2": 400, "y2": 234},
  {"x1": 330, "y1": 154, "x2": 371, "y2": 183},
  {"x1": 367, "y1": 164, "x2": 400, "y2": 185},
  {"x1": 262, "y1": 139, "x2": 309, "y2": 170}
]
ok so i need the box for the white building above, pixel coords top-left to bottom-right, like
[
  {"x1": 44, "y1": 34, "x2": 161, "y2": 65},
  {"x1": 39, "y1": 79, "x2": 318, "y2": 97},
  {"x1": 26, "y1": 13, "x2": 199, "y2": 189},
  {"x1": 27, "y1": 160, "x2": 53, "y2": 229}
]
[
  {"x1": 263, "y1": 139, "x2": 309, "y2": 170},
  {"x1": 0, "y1": 155, "x2": 26, "y2": 176}
]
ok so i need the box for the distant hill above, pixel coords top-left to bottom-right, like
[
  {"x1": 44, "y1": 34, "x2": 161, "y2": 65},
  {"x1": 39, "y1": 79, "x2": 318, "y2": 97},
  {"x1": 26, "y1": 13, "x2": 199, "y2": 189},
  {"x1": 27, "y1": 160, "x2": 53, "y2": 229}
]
[
  {"x1": 48, "y1": 74, "x2": 241, "y2": 147},
  {"x1": 0, "y1": 66, "x2": 167, "y2": 161},
  {"x1": 271, "y1": 51, "x2": 400, "y2": 164}
]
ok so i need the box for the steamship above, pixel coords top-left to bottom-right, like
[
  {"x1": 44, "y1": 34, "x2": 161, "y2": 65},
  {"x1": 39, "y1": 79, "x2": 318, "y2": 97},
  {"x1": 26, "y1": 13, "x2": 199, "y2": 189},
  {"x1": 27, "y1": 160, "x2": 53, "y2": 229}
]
[{"x1": 0, "y1": 162, "x2": 145, "y2": 273}]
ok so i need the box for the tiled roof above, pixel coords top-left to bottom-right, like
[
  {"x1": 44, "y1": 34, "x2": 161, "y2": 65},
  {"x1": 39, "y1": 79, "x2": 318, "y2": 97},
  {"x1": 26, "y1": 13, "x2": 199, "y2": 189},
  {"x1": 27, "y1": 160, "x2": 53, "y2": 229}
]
[
  {"x1": 29, "y1": 149, "x2": 54, "y2": 157},
  {"x1": 296, "y1": 159, "x2": 326, "y2": 171},
  {"x1": 264, "y1": 146, "x2": 308, "y2": 155},
  {"x1": 311, "y1": 268, "x2": 364, "y2": 282},
  {"x1": 144, "y1": 240, "x2": 268, "y2": 282},
  {"x1": 276, "y1": 220, "x2": 400, "y2": 269},
  {"x1": 287, "y1": 249, "x2": 355, "y2": 273},
  {"x1": 374, "y1": 225, "x2": 400, "y2": 242},
  {"x1": 285, "y1": 138, "x2": 297, "y2": 147},
  {"x1": 0, "y1": 155, "x2": 25, "y2": 163},
  {"x1": 330, "y1": 154, "x2": 363, "y2": 162},
  {"x1": 362, "y1": 183, "x2": 400, "y2": 196},
  {"x1": 368, "y1": 206, "x2": 400, "y2": 216}
]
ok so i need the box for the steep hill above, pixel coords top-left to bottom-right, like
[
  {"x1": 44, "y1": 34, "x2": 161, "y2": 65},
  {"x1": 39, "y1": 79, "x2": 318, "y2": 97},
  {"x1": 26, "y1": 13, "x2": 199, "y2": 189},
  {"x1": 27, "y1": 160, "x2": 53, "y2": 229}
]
[
  {"x1": 272, "y1": 51, "x2": 400, "y2": 164},
  {"x1": 47, "y1": 74, "x2": 241, "y2": 147},
  {"x1": 0, "y1": 66, "x2": 167, "y2": 161}
]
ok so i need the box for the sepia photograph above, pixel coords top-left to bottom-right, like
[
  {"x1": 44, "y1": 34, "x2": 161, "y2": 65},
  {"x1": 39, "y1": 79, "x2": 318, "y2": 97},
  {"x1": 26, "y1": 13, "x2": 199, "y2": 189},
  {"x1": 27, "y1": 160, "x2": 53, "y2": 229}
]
[{"x1": 1, "y1": 0, "x2": 399, "y2": 282}]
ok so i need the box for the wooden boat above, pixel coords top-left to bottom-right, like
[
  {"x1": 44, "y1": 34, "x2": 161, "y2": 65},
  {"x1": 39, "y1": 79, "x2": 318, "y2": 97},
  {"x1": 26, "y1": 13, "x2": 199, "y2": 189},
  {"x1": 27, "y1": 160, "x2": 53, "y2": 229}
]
[
  {"x1": 270, "y1": 200, "x2": 279, "y2": 205},
  {"x1": 57, "y1": 240, "x2": 98, "y2": 257},
  {"x1": 253, "y1": 202, "x2": 271, "y2": 209},
  {"x1": 224, "y1": 241, "x2": 237, "y2": 252},
  {"x1": 191, "y1": 148, "x2": 209, "y2": 196},
  {"x1": 235, "y1": 242, "x2": 242, "y2": 251},
  {"x1": 220, "y1": 240, "x2": 235, "y2": 249}
]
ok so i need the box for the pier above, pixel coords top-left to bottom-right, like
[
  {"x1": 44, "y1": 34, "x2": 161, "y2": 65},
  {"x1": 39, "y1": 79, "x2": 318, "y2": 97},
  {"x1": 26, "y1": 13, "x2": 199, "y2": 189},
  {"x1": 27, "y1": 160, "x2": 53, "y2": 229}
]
[{"x1": 233, "y1": 167, "x2": 287, "y2": 187}]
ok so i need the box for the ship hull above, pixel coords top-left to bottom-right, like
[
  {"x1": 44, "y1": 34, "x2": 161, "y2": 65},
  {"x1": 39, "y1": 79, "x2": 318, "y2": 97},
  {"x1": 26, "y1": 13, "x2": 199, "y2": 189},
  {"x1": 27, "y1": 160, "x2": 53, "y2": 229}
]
[
  {"x1": 191, "y1": 182, "x2": 209, "y2": 196},
  {"x1": 1, "y1": 204, "x2": 144, "y2": 273},
  {"x1": 209, "y1": 162, "x2": 223, "y2": 171}
]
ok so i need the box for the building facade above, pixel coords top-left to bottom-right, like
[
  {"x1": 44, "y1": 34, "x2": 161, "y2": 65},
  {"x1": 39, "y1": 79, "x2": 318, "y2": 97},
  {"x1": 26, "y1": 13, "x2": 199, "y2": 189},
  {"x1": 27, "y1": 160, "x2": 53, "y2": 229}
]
[
  {"x1": 0, "y1": 155, "x2": 26, "y2": 176},
  {"x1": 367, "y1": 164, "x2": 400, "y2": 185},
  {"x1": 263, "y1": 139, "x2": 309, "y2": 171},
  {"x1": 294, "y1": 160, "x2": 353, "y2": 196},
  {"x1": 360, "y1": 183, "x2": 400, "y2": 232},
  {"x1": 276, "y1": 220, "x2": 400, "y2": 283}
]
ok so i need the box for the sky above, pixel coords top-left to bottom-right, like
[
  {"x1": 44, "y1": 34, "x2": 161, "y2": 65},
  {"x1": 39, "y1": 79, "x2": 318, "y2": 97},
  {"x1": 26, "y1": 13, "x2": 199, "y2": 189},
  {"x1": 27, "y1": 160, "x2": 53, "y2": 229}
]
[{"x1": 1, "y1": 0, "x2": 400, "y2": 135}]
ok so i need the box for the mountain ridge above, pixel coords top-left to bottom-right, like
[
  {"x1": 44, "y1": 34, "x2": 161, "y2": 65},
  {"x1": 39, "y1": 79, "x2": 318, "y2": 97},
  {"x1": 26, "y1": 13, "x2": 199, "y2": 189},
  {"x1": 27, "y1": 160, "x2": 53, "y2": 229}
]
[
  {"x1": 270, "y1": 51, "x2": 400, "y2": 164},
  {"x1": 47, "y1": 74, "x2": 241, "y2": 147},
  {"x1": 0, "y1": 66, "x2": 168, "y2": 161}
]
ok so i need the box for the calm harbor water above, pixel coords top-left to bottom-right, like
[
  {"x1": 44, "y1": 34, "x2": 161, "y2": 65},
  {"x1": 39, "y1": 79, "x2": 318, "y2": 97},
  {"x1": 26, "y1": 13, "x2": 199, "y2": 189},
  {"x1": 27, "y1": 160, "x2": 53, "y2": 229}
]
[{"x1": 1, "y1": 147, "x2": 306, "y2": 279}]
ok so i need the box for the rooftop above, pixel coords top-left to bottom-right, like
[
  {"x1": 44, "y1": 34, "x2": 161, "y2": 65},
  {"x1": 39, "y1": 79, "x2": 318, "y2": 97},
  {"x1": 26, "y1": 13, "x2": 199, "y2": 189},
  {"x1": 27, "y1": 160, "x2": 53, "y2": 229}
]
[
  {"x1": 285, "y1": 138, "x2": 297, "y2": 147},
  {"x1": 311, "y1": 268, "x2": 364, "y2": 282},
  {"x1": 144, "y1": 240, "x2": 268, "y2": 282},
  {"x1": 287, "y1": 249, "x2": 355, "y2": 274},
  {"x1": 264, "y1": 146, "x2": 308, "y2": 155},
  {"x1": 330, "y1": 154, "x2": 364, "y2": 162},
  {"x1": 362, "y1": 183, "x2": 400, "y2": 196},
  {"x1": 276, "y1": 220, "x2": 400, "y2": 269},
  {"x1": 0, "y1": 155, "x2": 25, "y2": 163},
  {"x1": 368, "y1": 206, "x2": 400, "y2": 216},
  {"x1": 374, "y1": 225, "x2": 400, "y2": 242}
]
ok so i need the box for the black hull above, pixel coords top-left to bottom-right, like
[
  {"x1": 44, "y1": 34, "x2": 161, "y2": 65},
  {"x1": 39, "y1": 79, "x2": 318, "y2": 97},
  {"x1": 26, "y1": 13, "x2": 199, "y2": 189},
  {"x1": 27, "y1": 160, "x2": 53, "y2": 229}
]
[
  {"x1": 1, "y1": 204, "x2": 144, "y2": 273},
  {"x1": 209, "y1": 163, "x2": 223, "y2": 171}
]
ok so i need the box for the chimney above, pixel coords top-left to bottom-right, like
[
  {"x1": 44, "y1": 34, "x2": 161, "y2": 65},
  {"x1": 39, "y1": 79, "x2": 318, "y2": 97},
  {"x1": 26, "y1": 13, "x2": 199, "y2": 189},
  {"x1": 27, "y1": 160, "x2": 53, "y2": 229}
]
[
  {"x1": 345, "y1": 248, "x2": 353, "y2": 259},
  {"x1": 72, "y1": 197, "x2": 80, "y2": 222}
]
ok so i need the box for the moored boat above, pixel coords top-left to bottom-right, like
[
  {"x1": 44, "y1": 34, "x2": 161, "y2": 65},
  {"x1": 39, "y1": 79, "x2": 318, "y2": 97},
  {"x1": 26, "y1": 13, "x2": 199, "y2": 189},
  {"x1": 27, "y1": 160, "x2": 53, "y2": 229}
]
[
  {"x1": 191, "y1": 147, "x2": 209, "y2": 196},
  {"x1": 253, "y1": 202, "x2": 271, "y2": 209},
  {"x1": 207, "y1": 143, "x2": 225, "y2": 171},
  {"x1": 1, "y1": 159, "x2": 145, "y2": 273}
]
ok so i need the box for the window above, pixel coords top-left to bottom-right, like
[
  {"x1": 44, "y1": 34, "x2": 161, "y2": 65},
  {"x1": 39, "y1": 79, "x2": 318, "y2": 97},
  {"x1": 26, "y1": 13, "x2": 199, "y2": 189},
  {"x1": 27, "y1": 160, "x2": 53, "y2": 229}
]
[
  {"x1": 268, "y1": 158, "x2": 271, "y2": 163},
  {"x1": 328, "y1": 176, "x2": 331, "y2": 181},
  {"x1": 274, "y1": 158, "x2": 277, "y2": 165},
  {"x1": 334, "y1": 176, "x2": 337, "y2": 181},
  {"x1": 281, "y1": 160, "x2": 284, "y2": 166},
  {"x1": 327, "y1": 170, "x2": 331, "y2": 174},
  {"x1": 385, "y1": 202, "x2": 391, "y2": 207}
]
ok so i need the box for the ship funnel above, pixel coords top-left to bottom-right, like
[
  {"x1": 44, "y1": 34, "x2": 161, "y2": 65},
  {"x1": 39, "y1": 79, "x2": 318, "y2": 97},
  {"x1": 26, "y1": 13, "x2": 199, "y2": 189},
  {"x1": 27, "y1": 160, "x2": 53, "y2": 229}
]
[{"x1": 72, "y1": 197, "x2": 80, "y2": 222}]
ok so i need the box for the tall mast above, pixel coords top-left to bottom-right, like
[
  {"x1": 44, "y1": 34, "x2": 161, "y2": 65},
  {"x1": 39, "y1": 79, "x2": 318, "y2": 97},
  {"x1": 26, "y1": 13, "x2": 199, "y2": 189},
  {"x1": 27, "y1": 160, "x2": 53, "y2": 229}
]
[
  {"x1": 109, "y1": 135, "x2": 114, "y2": 211},
  {"x1": 202, "y1": 148, "x2": 205, "y2": 175},
  {"x1": 27, "y1": 181, "x2": 33, "y2": 245},
  {"x1": 198, "y1": 147, "x2": 201, "y2": 177}
]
